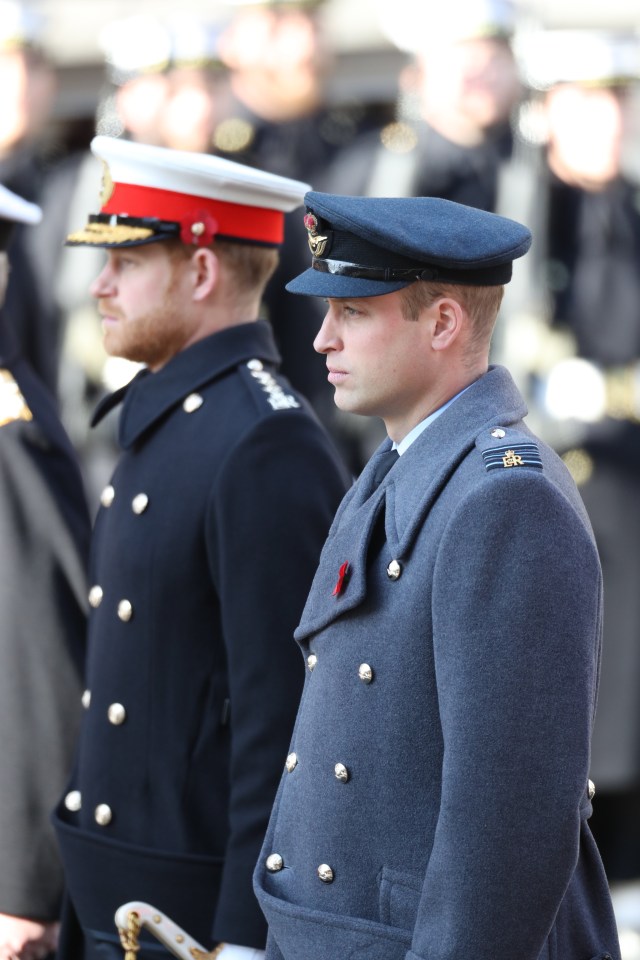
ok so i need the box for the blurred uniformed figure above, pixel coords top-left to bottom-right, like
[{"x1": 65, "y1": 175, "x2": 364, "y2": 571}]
[
  {"x1": 493, "y1": 28, "x2": 640, "y2": 886},
  {"x1": 0, "y1": 186, "x2": 90, "y2": 960},
  {"x1": 253, "y1": 191, "x2": 620, "y2": 960},
  {"x1": 317, "y1": 0, "x2": 524, "y2": 472},
  {"x1": 215, "y1": 0, "x2": 382, "y2": 457},
  {"x1": 0, "y1": 0, "x2": 59, "y2": 393},
  {"x1": 52, "y1": 137, "x2": 349, "y2": 960}
]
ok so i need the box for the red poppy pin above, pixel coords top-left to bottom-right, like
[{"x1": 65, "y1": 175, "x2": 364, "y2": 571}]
[
  {"x1": 180, "y1": 210, "x2": 219, "y2": 247},
  {"x1": 332, "y1": 561, "x2": 350, "y2": 597}
]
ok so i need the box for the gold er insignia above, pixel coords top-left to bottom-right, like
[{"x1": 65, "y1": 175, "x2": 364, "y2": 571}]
[
  {"x1": 0, "y1": 369, "x2": 33, "y2": 427},
  {"x1": 303, "y1": 212, "x2": 328, "y2": 257},
  {"x1": 99, "y1": 160, "x2": 115, "y2": 207},
  {"x1": 502, "y1": 449, "x2": 524, "y2": 468}
]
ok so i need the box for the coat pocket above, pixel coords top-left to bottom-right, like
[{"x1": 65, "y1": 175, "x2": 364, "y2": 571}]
[{"x1": 378, "y1": 866, "x2": 423, "y2": 931}]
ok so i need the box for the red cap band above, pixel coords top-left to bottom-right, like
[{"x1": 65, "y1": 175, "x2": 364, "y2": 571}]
[{"x1": 102, "y1": 182, "x2": 285, "y2": 245}]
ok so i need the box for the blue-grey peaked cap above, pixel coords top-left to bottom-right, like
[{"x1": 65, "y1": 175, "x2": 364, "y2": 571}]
[{"x1": 286, "y1": 192, "x2": 532, "y2": 298}]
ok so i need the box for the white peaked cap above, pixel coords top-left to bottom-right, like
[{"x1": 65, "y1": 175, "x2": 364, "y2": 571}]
[{"x1": 66, "y1": 136, "x2": 311, "y2": 248}]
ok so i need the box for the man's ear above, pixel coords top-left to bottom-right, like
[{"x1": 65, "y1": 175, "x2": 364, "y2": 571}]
[
  {"x1": 431, "y1": 297, "x2": 465, "y2": 352},
  {"x1": 190, "y1": 247, "x2": 219, "y2": 301}
]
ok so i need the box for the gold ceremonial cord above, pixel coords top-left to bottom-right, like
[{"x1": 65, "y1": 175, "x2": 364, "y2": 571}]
[
  {"x1": 117, "y1": 908, "x2": 226, "y2": 960},
  {"x1": 118, "y1": 910, "x2": 142, "y2": 960}
]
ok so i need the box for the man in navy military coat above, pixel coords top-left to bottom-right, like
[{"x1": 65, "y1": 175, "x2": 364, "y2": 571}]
[
  {"x1": 52, "y1": 138, "x2": 349, "y2": 960},
  {"x1": 254, "y1": 193, "x2": 621, "y2": 960}
]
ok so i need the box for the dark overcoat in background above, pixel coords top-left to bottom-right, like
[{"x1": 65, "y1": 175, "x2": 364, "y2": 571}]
[
  {"x1": 0, "y1": 332, "x2": 89, "y2": 920},
  {"x1": 53, "y1": 320, "x2": 349, "y2": 959},
  {"x1": 255, "y1": 365, "x2": 620, "y2": 960}
]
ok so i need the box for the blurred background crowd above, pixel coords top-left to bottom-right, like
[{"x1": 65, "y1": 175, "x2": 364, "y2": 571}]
[{"x1": 3, "y1": 0, "x2": 640, "y2": 954}]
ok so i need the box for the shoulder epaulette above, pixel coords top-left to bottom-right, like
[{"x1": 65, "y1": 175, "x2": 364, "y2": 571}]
[
  {"x1": 243, "y1": 359, "x2": 301, "y2": 412},
  {"x1": 0, "y1": 369, "x2": 33, "y2": 427},
  {"x1": 475, "y1": 426, "x2": 543, "y2": 473}
]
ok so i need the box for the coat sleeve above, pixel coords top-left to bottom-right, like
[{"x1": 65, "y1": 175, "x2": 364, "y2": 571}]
[
  {"x1": 408, "y1": 470, "x2": 601, "y2": 960},
  {"x1": 206, "y1": 411, "x2": 348, "y2": 948},
  {"x1": 0, "y1": 424, "x2": 89, "y2": 920}
]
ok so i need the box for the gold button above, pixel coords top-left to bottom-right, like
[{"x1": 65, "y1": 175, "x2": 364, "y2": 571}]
[
  {"x1": 334, "y1": 763, "x2": 349, "y2": 783},
  {"x1": 588, "y1": 779, "x2": 596, "y2": 800},
  {"x1": 317, "y1": 864, "x2": 334, "y2": 883},
  {"x1": 307, "y1": 654, "x2": 318, "y2": 672},
  {"x1": 491, "y1": 428, "x2": 506, "y2": 439},
  {"x1": 117, "y1": 599, "x2": 133, "y2": 622},
  {"x1": 247, "y1": 359, "x2": 264, "y2": 371},
  {"x1": 81, "y1": 689, "x2": 91, "y2": 709},
  {"x1": 64, "y1": 790, "x2": 81, "y2": 812},
  {"x1": 266, "y1": 853, "x2": 284, "y2": 872},
  {"x1": 131, "y1": 493, "x2": 149, "y2": 515},
  {"x1": 183, "y1": 393, "x2": 203, "y2": 413},
  {"x1": 358, "y1": 663, "x2": 374, "y2": 684},
  {"x1": 89, "y1": 585, "x2": 103, "y2": 608},
  {"x1": 95, "y1": 803, "x2": 112, "y2": 826},
  {"x1": 387, "y1": 560, "x2": 402, "y2": 580},
  {"x1": 286, "y1": 752, "x2": 298, "y2": 772},
  {"x1": 100, "y1": 484, "x2": 115, "y2": 508},
  {"x1": 108, "y1": 703, "x2": 127, "y2": 725}
]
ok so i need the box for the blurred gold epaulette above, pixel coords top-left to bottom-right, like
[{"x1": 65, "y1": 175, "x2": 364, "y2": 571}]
[{"x1": 0, "y1": 369, "x2": 33, "y2": 427}]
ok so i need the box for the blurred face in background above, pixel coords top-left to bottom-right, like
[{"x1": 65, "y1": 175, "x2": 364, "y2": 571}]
[
  {"x1": 416, "y1": 37, "x2": 521, "y2": 144},
  {"x1": 544, "y1": 83, "x2": 624, "y2": 190},
  {"x1": 0, "y1": 48, "x2": 56, "y2": 155}
]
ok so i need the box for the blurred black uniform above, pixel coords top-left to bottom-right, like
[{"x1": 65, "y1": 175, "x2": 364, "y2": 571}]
[{"x1": 0, "y1": 322, "x2": 89, "y2": 920}]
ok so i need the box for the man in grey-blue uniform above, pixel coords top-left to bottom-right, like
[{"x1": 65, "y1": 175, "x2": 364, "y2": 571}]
[{"x1": 253, "y1": 194, "x2": 621, "y2": 960}]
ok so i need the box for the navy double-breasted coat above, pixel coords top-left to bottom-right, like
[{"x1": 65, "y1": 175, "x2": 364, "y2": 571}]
[
  {"x1": 53, "y1": 320, "x2": 349, "y2": 959},
  {"x1": 254, "y1": 365, "x2": 620, "y2": 960}
]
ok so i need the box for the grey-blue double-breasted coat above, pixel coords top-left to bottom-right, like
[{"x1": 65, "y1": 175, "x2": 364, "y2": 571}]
[{"x1": 254, "y1": 365, "x2": 620, "y2": 960}]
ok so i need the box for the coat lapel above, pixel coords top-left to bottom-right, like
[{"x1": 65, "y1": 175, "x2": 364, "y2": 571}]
[{"x1": 295, "y1": 366, "x2": 527, "y2": 642}]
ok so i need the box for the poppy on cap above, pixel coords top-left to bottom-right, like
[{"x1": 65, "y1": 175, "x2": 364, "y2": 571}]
[
  {"x1": 66, "y1": 136, "x2": 310, "y2": 249},
  {"x1": 286, "y1": 192, "x2": 532, "y2": 298}
]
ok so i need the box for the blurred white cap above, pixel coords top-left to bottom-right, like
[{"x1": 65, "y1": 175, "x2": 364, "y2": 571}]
[
  {"x1": 515, "y1": 30, "x2": 640, "y2": 90},
  {"x1": 0, "y1": 0, "x2": 43, "y2": 51},
  {"x1": 377, "y1": 0, "x2": 516, "y2": 54}
]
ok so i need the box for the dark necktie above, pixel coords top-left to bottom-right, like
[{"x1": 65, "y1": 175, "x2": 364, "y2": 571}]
[{"x1": 372, "y1": 448, "x2": 400, "y2": 488}]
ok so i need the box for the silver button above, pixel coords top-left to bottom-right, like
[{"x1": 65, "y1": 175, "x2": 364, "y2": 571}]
[
  {"x1": 100, "y1": 484, "x2": 115, "y2": 508},
  {"x1": 335, "y1": 762, "x2": 350, "y2": 783},
  {"x1": 307, "y1": 654, "x2": 318, "y2": 672},
  {"x1": 183, "y1": 393, "x2": 203, "y2": 413},
  {"x1": 94, "y1": 803, "x2": 112, "y2": 826},
  {"x1": 64, "y1": 790, "x2": 82, "y2": 812},
  {"x1": 286, "y1": 752, "x2": 298, "y2": 773},
  {"x1": 387, "y1": 559, "x2": 402, "y2": 580},
  {"x1": 491, "y1": 428, "x2": 506, "y2": 439},
  {"x1": 358, "y1": 663, "x2": 374, "y2": 684},
  {"x1": 247, "y1": 359, "x2": 264, "y2": 372},
  {"x1": 108, "y1": 703, "x2": 127, "y2": 726},
  {"x1": 317, "y1": 864, "x2": 334, "y2": 883},
  {"x1": 588, "y1": 779, "x2": 596, "y2": 800},
  {"x1": 131, "y1": 493, "x2": 149, "y2": 515},
  {"x1": 81, "y1": 689, "x2": 91, "y2": 709},
  {"x1": 88, "y1": 585, "x2": 103, "y2": 608},
  {"x1": 117, "y1": 599, "x2": 133, "y2": 622},
  {"x1": 266, "y1": 853, "x2": 284, "y2": 872}
]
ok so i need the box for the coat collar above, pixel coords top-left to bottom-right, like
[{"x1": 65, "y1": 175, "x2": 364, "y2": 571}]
[
  {"x1": 91, "y1": 320, "x2": 281, "y2": 449},
  {"x1": 295, "y1": 365, "x2": 528, "y2": 641}
]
